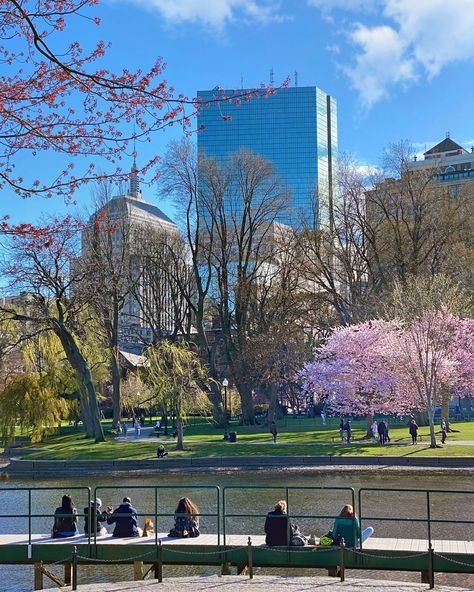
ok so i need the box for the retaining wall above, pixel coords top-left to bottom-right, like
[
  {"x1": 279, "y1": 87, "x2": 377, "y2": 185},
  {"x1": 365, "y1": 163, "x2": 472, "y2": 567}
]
[{"x1": 6, "y1": 455, "x2": 474, "y2": 477}]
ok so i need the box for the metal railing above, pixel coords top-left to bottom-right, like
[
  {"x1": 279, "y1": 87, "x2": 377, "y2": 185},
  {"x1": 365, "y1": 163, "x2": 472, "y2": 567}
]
[
  {"x1": 93, "y1": 484, "x2": 220, "y2": 548},
  {"x1": 0, "y1": 486, "x2": 91, "y2": 546},
  {"x1": 222, "y1": 485, "x2": 356, "y2": 546},
  {"x1": 358, "y1": 487, "x2": 474, "y2": 549}
]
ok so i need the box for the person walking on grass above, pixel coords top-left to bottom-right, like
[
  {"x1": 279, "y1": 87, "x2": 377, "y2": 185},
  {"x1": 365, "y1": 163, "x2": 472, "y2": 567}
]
[
  {"x1": 441, "y1": 418, "x2": 448, "y2": 444},
  {"x1": 344, "y1": 419, "x2": 351, "y2": 444},
  {"x1": 371, "y1": 420, "x2": 378, "y2": 443},
  {"x1": 378, "y1": 420, "x2": 387, "y2": 445},
  {"x1": 270, "y1": 421, "x2": 278, "y2": 444}
]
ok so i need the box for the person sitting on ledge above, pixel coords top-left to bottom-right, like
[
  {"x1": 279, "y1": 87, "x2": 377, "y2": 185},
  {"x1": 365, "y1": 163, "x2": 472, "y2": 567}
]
[
  {"x1": 157, "y1": 444, "x2": 168, "y2": 458},
  {"x1": 84, "y1": 498, "x2": 111, "y2": 536},
  {"x1": 169, "y1": 497, "x2": 200, "y2": 538},
  {"x1": 52, "y1": 494, "x2": 78, "y2": 538},
  {"x1": 332, "y1": 504, "x2": 373, "y2": 547},
  {"x1": 264, "y1": 500, "x2": 290, "y2": 546},
  {"x1": 107, "y1": 497, "x2": 141, "y2": 537}
]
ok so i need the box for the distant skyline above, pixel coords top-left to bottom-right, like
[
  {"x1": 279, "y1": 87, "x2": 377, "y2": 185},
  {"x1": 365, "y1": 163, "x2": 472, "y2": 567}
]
[{"x1": 3, "y1": 0, "x2": 474, "y2": 227}]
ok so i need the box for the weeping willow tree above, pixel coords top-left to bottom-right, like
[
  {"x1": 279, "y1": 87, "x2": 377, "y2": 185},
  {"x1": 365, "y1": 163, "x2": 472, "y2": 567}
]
[
  {"x1": 0, "y1": 374, "x2": 69, "y2": 444},
  {"x1": 146, "y1": 341, "x2": 209, "y2": 450},
  {"x1": 0, "y1": 329, "x2": 108, "y2": 445}
]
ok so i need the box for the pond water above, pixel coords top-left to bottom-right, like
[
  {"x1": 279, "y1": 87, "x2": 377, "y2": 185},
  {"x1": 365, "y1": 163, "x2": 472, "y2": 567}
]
[{"x1": 0, "y1": 470, "x2": 473, "y2": 591}]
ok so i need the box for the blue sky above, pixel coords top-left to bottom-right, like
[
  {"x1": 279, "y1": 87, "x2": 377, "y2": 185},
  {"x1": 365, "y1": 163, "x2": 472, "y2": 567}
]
[{"x1": 4, "y1": 0, "x2": 474, "y2": 226}]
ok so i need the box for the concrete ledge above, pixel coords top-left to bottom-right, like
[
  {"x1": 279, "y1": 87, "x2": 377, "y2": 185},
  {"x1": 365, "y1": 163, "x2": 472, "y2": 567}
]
[{"x1": 6, "y1": 454, "x2": 474, "y2": 477}]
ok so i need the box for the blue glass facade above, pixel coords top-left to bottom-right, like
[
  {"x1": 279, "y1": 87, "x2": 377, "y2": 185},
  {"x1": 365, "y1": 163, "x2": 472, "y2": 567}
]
[{"x1": 197, "y1": 86, "x2": 338, "y2": 228}]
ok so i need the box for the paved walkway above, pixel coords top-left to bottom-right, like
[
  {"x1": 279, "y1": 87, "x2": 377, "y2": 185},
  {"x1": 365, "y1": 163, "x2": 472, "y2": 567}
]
[
  {"x1": 116, "y1": 432, "x2": 474, "y2": 446},
  {"x1": 63, "y1": 575, "x2": 470, "y2": 591}
]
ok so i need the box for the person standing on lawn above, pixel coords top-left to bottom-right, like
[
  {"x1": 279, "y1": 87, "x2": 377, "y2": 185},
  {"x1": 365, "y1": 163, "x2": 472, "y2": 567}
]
[
  {"x1": 441, "y1": 418, "x2": 448, "y2": 444},
  {"x1": 409, "y1": 419, "x2": 418, "y2": 444},
  {"x1": 270, "y1": 421, "x2": 278, "y2": 444}
]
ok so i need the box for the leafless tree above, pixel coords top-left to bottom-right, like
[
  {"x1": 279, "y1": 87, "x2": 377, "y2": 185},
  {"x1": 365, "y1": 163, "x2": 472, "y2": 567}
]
[
  {"x1": 0, "y1": 220, "x2": 105, "y2": 441},
  {"x1": 80, "y1": 181, "x2": 133, "y2": 426}
]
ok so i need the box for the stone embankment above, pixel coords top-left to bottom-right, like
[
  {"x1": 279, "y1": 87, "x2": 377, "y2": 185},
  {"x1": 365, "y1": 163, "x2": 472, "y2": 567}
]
[
  {"x1": 6, "y1": 454, "x2": 474, "y2": 477},
  {"x1": 62, "y1": 575, "x2": 470, "y2": 592}
]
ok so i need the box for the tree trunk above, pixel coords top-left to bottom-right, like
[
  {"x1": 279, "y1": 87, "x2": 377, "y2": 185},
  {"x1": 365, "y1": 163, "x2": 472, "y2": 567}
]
[
  {"x1": 265, "y1": 383, "x2": 281, "y2": 423},
  {"x1": 365, "y1": 414, "x2": 374, "y2": 439},
  {"x1": 440, "y1": 385, "x2": 451, "y2": 430},
  {"x1": 55, "y1": 325, "x2": 105, "y2": 442},
  {"x1": 111, "y1": 346, "x2": 122, "y2": 426},
  {"x1": 428, "y1": 407, "x2": 437, "y2": 448},
  {"x1": 235, "y1": 379, "x2": 255, "y2": 425},
  {"x1": 176, "y1": 417, "x2": 184, "y2": 450}
]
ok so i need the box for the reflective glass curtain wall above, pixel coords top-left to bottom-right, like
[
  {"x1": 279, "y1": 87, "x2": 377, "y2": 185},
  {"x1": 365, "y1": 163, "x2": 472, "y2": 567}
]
[{"x1": 197, "y1": 86, "x2": 338, "y2": 229}]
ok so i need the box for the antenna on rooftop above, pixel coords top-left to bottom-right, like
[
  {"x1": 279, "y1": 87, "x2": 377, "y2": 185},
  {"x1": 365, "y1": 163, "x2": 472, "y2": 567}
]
[
  {"x1": 294, "y1": 70, "x2": 298, "y2": 87},
  {"x1": 240, "y1": 75, "x2": 244, "y2": 90},
  {"x1": 270, "y1": 67, "x2": 274, "y2": 87},
  {"x1": 446, "y1": 130, "x2": 450, "y2": 139}
]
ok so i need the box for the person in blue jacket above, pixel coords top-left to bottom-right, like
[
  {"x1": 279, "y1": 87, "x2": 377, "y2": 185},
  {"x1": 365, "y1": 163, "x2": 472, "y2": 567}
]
[
  {"x1": 107, "y1": 497, "x2": 141, "y2": 537},
  {"x1": 332, "y1": 504, "x2": 373, "y2": 547}
]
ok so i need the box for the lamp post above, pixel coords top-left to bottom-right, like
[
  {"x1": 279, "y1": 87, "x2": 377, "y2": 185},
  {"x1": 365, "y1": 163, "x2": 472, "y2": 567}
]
[{"x1": 222, "y1": 378, "x2": 229, "y2": 440}]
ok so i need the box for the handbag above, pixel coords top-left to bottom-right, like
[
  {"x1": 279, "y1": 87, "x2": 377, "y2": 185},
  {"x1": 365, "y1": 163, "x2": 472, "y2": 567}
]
[{"x1": 290, "y1": 522, "x2": 307, "y2": 546}]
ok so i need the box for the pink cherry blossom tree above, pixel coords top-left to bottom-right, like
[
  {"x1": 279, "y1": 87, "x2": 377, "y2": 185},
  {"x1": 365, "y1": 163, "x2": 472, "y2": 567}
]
[
  {"x1": 300, "y1": 313, "x2": 474, "y2": 448},
  {"x1": 299, "y1": 319, "x2": 411, "y2": 418}
]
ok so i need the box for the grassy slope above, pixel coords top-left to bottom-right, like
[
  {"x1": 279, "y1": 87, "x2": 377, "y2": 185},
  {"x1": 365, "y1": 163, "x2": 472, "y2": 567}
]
[{"x1": 21, "y1": 418, "x2": 474, "y2": 461}]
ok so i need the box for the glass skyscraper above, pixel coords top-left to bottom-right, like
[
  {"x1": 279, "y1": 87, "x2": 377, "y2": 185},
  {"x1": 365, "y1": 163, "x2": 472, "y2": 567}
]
[{"x1": 197, "y1": 86, "x2": 338, "y2": 228}]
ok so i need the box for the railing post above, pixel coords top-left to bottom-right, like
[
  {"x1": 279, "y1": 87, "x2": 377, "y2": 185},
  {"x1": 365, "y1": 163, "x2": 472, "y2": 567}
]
[
  {"x1": 157, "y1": 540, "x2": 163, "y2": 583},
  {"x1": 247, "y1": 536, "x2": 253, "y2": 579},
  {"x1": 426, "y1": 491, "x2": 432, "y2": 548},
  {"x1": 428, "y1": 544, "x2": 434, "y2": 590},
  {"x1": 339, "y1": 538, "x2": 345, "y2": 582},
  {"x1": 72, "y1": 545, "x2": 78, "y2": 591},
  {"x1": 28, "y1": 489, "x2": 32, "y2": 545}
]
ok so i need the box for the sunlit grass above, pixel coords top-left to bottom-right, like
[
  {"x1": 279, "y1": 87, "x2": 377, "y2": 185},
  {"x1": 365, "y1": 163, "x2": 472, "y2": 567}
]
[{"x1": 20, "y1": 418, "x2": 474, "y2": 461}]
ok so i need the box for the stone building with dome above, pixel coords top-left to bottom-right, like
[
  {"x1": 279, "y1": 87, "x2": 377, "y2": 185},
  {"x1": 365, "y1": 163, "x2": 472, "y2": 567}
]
[{"x1": 79, "y1": 162, "x2": 181, "y2": 346}]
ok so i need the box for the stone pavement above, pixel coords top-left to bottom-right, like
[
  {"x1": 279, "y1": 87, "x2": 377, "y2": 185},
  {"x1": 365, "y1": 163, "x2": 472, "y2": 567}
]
[{"x1": 63, "y1": 575, "x2": 470, "y2": 592}]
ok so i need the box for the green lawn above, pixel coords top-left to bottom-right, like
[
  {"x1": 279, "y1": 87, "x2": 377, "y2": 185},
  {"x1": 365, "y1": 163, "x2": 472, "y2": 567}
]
[{"x1": 17, "y1": 418, "x2": 474, "y2": 461}]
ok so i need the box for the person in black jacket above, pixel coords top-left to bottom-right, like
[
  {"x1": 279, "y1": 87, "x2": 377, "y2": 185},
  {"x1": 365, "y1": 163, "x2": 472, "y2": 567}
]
[
  {"x1": 52, "y1": 494, "x2": 78, "y2": 538},
  {"x1": 264, "y1": 500, "x2": 290, "y2": 545},
  {"x1": 409, "y1": 419, "x2": 418, "y2": 444},
  {"x1": 107, "y1": 497, "x2": 141, "y2": 537},
  {"x1": 84, "y1": 498, "x2": 111, "y2": 536}
]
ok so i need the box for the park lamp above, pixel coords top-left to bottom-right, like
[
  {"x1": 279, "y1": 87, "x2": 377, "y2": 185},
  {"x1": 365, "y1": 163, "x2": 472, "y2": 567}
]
[{"x1": 222, "y1": 379, "x2": 229, "y2": 440}]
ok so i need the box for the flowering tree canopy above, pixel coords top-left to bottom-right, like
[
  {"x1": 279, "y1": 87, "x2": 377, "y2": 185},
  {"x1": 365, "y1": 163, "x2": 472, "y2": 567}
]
[
  {"x1": 300, "y1": 311, "x2": 474, "y2": 445},
  {"x1": 0, "y1": 0, "x2": 285, "y2": 218},
  {"x1": 299, "y1": 320, "x2": 407, "y2": 416}
]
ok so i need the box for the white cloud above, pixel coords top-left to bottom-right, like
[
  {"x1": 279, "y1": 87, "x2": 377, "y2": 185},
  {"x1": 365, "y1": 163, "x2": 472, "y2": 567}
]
[
  {"x1": 325, "y1": 44, "x2": 340, "y2": 55},
  {"x1": 129, "y1": 0, "x2": 285, "y2": 29},
  {"x1": 308, "y1": 0, "x2": 376, "y2": 12},
  {"x1": 310, "y1": 0, "x2": 474, "y2": 108},
  {"x1": 344, "y1": 24, "x2": 416, "y2": 108},
  {"x1": 355, "y1": 163, "x2": 380, "y2": 177}
]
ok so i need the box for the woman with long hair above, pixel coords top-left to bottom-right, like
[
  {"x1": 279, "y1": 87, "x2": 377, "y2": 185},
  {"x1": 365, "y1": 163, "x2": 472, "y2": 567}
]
[
  {"x1": 169, "y1": 497, "x2": 200, "y2": 538},
  {"x1": 52, "y1": 494, "x2": 78, "y2": 538},
  {"x1": 332, "y1": 504, "x2": 373, "y2": 547}
]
